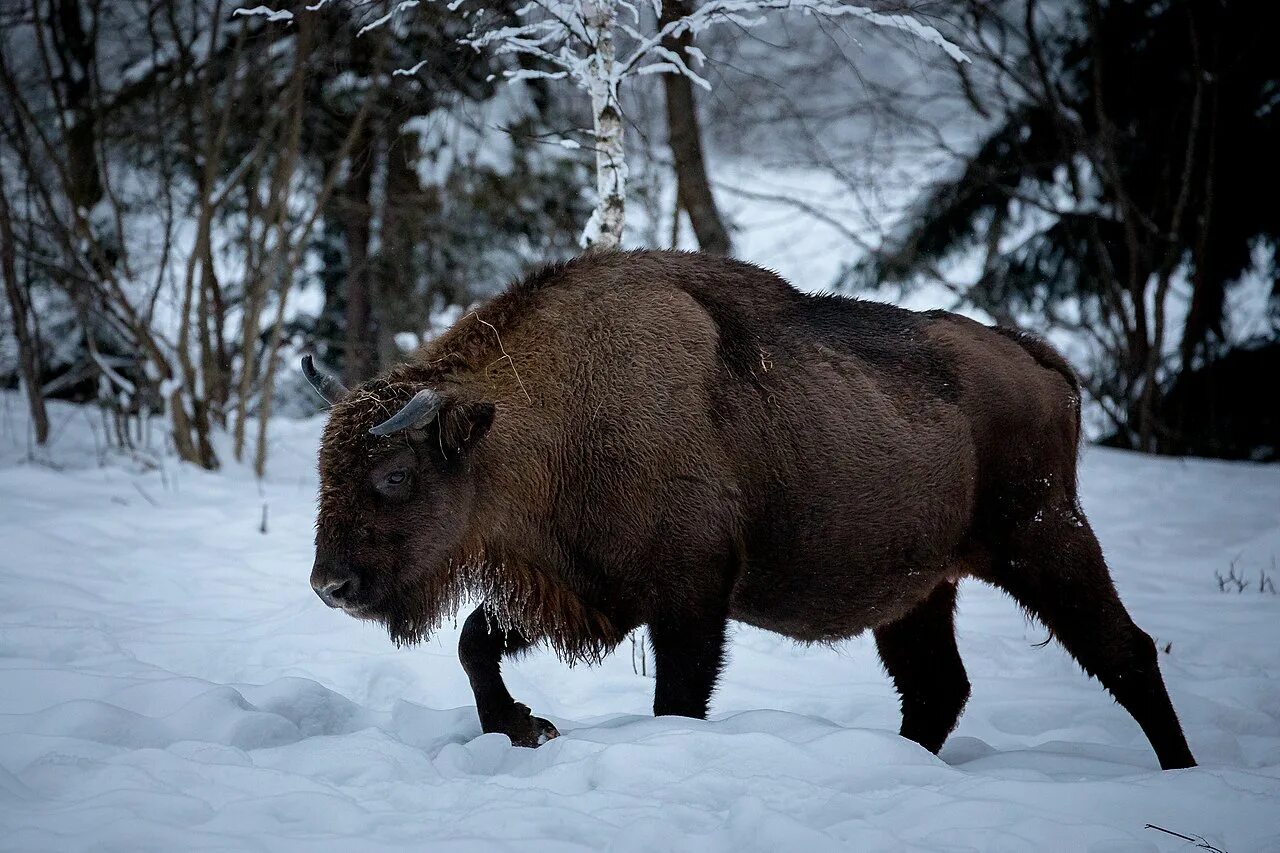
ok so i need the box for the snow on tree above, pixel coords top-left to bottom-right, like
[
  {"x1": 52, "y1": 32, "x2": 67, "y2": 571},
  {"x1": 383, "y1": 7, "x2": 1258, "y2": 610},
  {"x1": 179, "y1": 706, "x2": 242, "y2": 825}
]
[{"x1": 347, "y1": 0, "x2": 967, "y2": 250}]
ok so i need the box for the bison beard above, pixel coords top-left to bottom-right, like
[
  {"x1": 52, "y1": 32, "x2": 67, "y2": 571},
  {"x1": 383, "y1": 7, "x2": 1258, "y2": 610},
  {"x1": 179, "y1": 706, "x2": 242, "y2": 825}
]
[
  {"x1": 376, "y1": 547, "x2": 622, "y2": 664},
  {"x1": 308, "y1": 249, "x2": 1197, "y2": 770}
]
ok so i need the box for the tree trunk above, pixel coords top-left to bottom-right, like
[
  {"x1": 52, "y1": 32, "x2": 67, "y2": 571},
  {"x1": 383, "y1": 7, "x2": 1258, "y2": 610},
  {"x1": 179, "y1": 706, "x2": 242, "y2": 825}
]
[
  {"x1": 175, "y1": 197, "x2": 219, "y2": 470},
  {"x1": 340, "y1": 123, "x2": 377, "y2": 385},
  {"x1": 50, "y1": 0, "x2": 103, "y2": 215},
  {"x1": 375, "y1": 127, "x2": 423, "y2": 369},
  {"x1": 659, "y1": 0, "x2": 731, "y2": 256},
  {"x1": 253, "y1": 12, "x2": 316, "y2": 478},
  {"x1": 0, "y1": 176, "x2": 49, "y2": 445},
  {"x1": 581, "y1": 0, "x2": 626, "y2": 250},
  {"x1": 233, "y1": 178, "x2": 266, "y2": 462}
]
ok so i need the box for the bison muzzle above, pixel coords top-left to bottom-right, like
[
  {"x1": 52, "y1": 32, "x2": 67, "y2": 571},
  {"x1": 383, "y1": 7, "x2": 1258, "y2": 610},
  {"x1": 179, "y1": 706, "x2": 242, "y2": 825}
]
[{"x1": 306, "y1": 250, "x2": 1195, "y2": 770}]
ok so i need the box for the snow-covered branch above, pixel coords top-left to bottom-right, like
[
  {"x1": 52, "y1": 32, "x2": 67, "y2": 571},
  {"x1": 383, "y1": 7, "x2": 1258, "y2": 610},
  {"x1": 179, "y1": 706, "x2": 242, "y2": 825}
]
[
  {"x1": 304, "y1": 0, "x2": 967, "y2": 248},
  {"x1": 620, "y1": 0, "x2": 965, "y2": 82}
]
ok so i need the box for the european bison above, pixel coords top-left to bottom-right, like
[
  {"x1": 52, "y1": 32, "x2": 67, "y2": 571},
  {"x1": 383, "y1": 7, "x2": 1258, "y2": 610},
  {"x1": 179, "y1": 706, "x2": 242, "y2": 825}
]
[{"x1": 306, "y1": 250, "x2": 1195, "y2": 769}]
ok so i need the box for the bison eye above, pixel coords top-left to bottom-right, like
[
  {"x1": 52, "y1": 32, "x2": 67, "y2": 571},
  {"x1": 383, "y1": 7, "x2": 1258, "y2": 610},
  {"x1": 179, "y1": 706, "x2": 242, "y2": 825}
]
[{"x1": 372, "y1": 464, "x2": 414, "y2": 499}]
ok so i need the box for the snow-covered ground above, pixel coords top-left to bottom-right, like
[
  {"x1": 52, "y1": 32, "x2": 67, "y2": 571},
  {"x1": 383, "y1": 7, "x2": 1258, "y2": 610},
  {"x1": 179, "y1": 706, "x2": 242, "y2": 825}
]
[{"x1": 1, "y1": 394, "x2": 1279, "y2": 852}]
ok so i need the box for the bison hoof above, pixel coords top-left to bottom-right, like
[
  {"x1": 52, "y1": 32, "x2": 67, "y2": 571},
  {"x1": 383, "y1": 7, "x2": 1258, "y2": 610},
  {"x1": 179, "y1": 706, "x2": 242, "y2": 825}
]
[
  {"x1": 492, "y1": 703, "x2": 560, "y2": 748},
  {"x1": 519, "y1": 716, "x2": 561, "y2": 748}
]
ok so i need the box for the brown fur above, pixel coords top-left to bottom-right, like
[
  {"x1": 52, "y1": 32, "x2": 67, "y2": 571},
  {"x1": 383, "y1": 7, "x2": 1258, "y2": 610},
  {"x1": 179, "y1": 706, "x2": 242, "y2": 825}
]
[{"x1": 310, "y1": 249, "x2": 1195, "y2": 768}]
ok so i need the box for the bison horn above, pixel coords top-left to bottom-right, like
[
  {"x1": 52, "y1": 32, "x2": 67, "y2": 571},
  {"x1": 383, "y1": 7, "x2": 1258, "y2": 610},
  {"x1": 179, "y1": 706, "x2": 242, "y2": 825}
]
[
  {"x1": 370, "y1": 388, "x2": 444, "y2": 436},
  {"x1": 301, "y1": 355, "x2": 349, "y2": 405}
]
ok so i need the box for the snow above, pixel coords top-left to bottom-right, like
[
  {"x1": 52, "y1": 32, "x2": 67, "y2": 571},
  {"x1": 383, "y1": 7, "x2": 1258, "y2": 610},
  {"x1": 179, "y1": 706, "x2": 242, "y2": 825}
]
[
  {"x1": 1, "y1": 394, "x2": 1279, "y2": 851},
  {"x1": 233, "y1": 5, "x2": 296, "y2": 23}
]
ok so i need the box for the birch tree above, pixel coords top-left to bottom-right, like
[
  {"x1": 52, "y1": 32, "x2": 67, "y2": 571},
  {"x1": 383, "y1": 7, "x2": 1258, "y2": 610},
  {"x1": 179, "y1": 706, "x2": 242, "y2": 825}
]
[{"x1": 353, "y1": 0, "x2": 966, "y2": 250}]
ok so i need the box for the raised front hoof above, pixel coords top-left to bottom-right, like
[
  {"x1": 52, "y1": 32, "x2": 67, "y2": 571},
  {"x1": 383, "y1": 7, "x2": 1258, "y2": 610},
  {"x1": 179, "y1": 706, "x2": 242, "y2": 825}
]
[{"x1": 487, "y1": 703, "x2": 560, "y2": 748}]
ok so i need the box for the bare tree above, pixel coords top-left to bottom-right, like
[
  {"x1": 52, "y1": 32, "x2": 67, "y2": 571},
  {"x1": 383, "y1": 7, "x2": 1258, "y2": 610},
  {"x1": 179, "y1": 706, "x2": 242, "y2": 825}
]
[
  {"x1": 348, "y1": 0, "x2": 965, "y2": 249},
  {"x1": 659, "y1": 0, "x2": 730, "y2": 255},
  {"x1": 0, "y1": 174, "x2": 49, "y2": 446},
  {"x1": 0, "y1": 0, "x2": 588, "y2": 475}
]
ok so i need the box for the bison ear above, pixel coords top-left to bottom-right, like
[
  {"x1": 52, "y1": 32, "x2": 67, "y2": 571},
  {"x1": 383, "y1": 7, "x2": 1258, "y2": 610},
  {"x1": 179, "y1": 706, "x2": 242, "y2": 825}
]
[{"x1": 434, "y1": 400, "x2": 495, "y2": 458}]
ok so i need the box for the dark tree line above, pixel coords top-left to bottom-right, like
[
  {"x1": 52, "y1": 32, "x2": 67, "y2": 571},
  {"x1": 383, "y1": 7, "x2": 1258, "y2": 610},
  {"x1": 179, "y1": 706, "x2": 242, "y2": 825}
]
[
  {"x1": 0, "y1": 0, "x2": 584, "y2": 471},
  {"x1": 0, "y1": 0, "x2": 737, "y2": 472},
  {"x1": 856, "y1": 0, "x2": 1279, "y2": 458},
  {"x1": 3, "y1": 0, "x2": 1273, "y2": 468}
]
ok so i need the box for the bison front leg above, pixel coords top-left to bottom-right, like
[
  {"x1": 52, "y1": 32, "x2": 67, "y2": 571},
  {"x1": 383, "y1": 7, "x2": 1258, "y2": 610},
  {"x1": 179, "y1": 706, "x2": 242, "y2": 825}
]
[
  {"x1": 648, "y1": 606, "x2": 730, "y2": 719},
  {"x1": 458, "y1": 606, "x2": 560, "y2": 747}
]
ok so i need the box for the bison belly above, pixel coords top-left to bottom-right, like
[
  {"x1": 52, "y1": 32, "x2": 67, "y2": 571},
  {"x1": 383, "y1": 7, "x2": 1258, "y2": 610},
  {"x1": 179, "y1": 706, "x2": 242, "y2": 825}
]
[{"x1": 726, "y1": 408, "x2": 976, "y2": 643}]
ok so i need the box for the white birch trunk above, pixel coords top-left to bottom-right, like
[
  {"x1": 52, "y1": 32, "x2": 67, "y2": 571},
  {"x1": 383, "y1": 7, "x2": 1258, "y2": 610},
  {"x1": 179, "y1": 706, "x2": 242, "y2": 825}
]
[{"x1": 581, "y1": 0, "x2": 626, "y2": 250}]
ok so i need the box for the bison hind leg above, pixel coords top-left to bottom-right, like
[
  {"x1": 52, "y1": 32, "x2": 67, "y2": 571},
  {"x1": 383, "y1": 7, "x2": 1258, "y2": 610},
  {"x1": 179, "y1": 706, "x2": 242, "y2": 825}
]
[
  {"x1": 983, "y1": 506, "x2": 1196, "y2": 770},
  {"x1": 874, "y1": 579, "x2": 971, "y2": 754}
]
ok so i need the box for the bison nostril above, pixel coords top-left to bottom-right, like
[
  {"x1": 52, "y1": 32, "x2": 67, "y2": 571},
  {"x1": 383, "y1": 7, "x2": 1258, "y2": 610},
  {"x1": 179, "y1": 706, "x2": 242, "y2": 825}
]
[{"x1": 314, "y1": 576, "x2": 359, "y2": 609}]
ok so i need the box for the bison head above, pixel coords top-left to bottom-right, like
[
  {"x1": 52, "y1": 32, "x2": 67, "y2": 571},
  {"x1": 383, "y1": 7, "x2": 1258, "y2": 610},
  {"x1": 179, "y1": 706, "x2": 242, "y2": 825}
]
[{"x1": 303, "y1": 356, "x2": 496, "y2": 644}]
